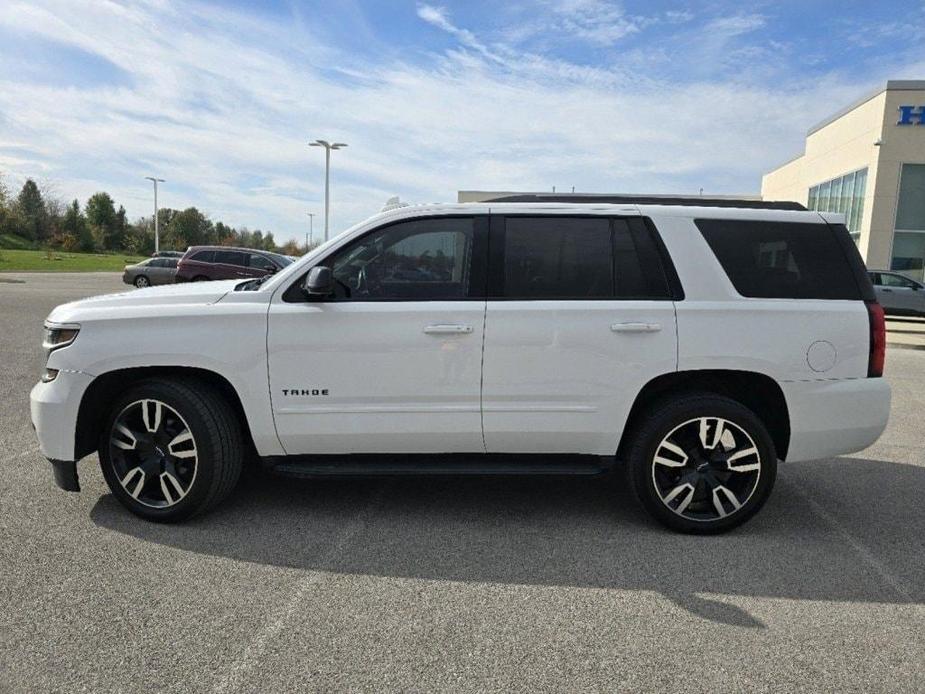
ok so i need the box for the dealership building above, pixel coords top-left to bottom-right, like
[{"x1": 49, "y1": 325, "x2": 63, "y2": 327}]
[{"x1": 762, "y1": 80, "x2": 925, "y2": 280}]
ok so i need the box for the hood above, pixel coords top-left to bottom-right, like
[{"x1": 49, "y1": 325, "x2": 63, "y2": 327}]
[{"x1": 46, "y1": 280, "x2": 241, "y2": 324}]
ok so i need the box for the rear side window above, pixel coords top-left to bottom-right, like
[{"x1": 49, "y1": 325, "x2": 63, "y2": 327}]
[
  {"x1": 695, "y1": 219, "x2": 863, "y2": 300},
  {"x1": 498, "y1": 216, "x2": 673, "y2": 300},
  {"x1": 503, "y1": 217, "x2": 613, "y2": 298},
  {"x1": 214, "y1": 250, "x2": 247, "y2": 266}
]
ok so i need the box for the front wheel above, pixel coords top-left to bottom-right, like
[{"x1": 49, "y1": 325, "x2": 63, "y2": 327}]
[
  {"x1": 134, "y1": 275, "x2": 150, "y2": 288},
  {"x1": 98, "y1": 379, "x2": 243, "y2": 522},
  {"x1": 626, "y1": 393, "x2": 777, "y2": 534}
]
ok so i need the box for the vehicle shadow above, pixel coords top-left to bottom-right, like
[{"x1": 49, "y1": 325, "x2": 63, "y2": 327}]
[{"x1": 90, "y1": 457, "x2": 925, "y2": 628}]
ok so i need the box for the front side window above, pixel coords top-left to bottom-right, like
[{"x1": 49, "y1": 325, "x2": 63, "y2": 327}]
[
  {"x1": 249, "y1": 254, "x2": 276, "y2": 271},
  {"x1": 327, "y1": 217, "x2": 475, "y2": 300},
  {"x1": 190, "y1": 250, "x2": 214, "y2": 263},
  {"x1": 880, "y1": 273, "x2": 919, "y2": 289}
]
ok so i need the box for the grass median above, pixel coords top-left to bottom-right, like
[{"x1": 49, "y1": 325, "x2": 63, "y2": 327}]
[{"x1": 0, "y1": 249, "x2": 145, "y2": 273}]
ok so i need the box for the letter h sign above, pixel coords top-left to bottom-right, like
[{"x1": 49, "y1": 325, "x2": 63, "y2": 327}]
[{"x1": 897, "y1": 105, "x2": 925, "y2": 125}]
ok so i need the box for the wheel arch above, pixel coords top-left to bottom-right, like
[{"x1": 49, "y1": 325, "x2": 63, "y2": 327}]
[
  {"x1": 75, "y1": 366, "x2": 256, "y2": 461},
  {"x1": 617, "y1": 369, "x2": 791, "y2": 461}
]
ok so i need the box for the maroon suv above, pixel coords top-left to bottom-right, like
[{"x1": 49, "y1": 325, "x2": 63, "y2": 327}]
[{"x1": 176, "y1": 246, "x2": 294, "y2": 282}]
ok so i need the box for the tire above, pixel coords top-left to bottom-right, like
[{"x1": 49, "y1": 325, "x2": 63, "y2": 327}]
[
  {"x1": 134, "y1": 275, "x2": 150, "y2": 288},
  {"x1": 192, "y1": 275, "x2": 209, "y2": 282},
  {"x1": 626, "y1": 393, "x2": 777, "y2": 534},
  {"x1": 98, "y1": 378, "x2": 243, "y2": 522}
]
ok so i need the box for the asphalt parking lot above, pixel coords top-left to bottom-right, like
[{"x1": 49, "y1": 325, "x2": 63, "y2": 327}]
[{"x1": 1, "y1": 273, "x2": 923, "y2": 693}]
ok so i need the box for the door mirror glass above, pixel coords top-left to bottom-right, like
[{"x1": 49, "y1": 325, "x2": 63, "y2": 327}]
[{"x1": 303, "y1": 266, "x2": 334, "y2": 295}]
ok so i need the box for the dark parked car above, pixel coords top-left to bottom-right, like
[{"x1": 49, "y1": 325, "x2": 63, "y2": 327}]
[
  {"x1": 122, "y1": 257, "x2": 178, "y2": 287},
  {"x1": 175, "y1": 246, "x2": 293, "y2": 282}
]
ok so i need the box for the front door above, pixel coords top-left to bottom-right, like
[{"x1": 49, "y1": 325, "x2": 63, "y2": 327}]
[
  {"x1": 481, "y1": 214, "x2": 679, "y2": 455},
  {"x1": 267, "y1": 215, "x2": 488, "y2": 455}
]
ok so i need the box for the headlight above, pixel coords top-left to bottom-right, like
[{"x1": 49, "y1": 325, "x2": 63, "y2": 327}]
[{"x1": 43, "y1": 325, "x2": 80, "y2": 352}]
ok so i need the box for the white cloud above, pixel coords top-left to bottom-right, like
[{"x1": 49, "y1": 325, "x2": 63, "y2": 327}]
[{"x1": 0, "y1": 1, "x2": 919, "y2": 243}]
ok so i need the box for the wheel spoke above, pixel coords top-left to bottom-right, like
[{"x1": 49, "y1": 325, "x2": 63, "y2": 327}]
[
  {"x1": 698, "y1": 418, "x2": 725, "y2": 450},
  {"x1": 142, "y1": 400, "x2": 162, "y2": 433},
  {"x1": 160, "y1": 471, "x2": 186, "y2": 505},
  {"x1": 112, "y1": 424, "x2": 138, "y2": 450},
  {"x1": 654, "y1": 439, "x2": 688, "y2": 468},
  {"x1": 121, "y1": 467, "x2": 146, "y2": 499},
  {"x1": 711, "y1": 485, "x2": 742, "y2": 518},
  {"x1": 662, "y1": 483, "x2": 696, "y2": 514},
  {"x1": 726, "y1": 446, "x2": 760, "y2": 472},
  {"x1": 167, "y1": 430, "x2": 196, "y2": 459}
]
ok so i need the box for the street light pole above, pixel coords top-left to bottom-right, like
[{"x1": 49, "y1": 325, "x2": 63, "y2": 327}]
[
  {"x1": 144, "y1": 176, "x2": 165, "y2": 253},
  {"x1": 308, "y1": 140, "x2": 347, "y2": 242},
  {"x1": 306, "y1": 212, "x2": 315, "y2": 250}
]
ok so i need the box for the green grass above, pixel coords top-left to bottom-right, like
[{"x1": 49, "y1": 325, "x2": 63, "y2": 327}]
[
  {"x1": 0, "y1": 248, "x2": 145, "y2": 272},
  {"x1": 0, "y1": 233, "x2": 38, "y2": 250}
]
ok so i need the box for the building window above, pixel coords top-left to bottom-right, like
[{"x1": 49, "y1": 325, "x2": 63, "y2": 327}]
[
  {"x1": 807, "y1": 168, "x2": 867, "y2": 232},
  {"x1": 895, "y1": 164, "x2": 925, "y2": 231},
  {"x1": 891, "y1": 232, "x2": 925, "y2": 282}
]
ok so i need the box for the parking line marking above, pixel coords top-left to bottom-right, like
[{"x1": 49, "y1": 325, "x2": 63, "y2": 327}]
[
  {"x1": 212, "y1": 483, "x2": 389, "y2": 694},
  {"x1": 782, "y1": 478, "x2": 913, "y2": 603}
]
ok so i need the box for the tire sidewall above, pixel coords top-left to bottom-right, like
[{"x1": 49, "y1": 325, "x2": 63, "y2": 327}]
[
  {"x1": 134, "y1": 276, "x2": 149, "y2": 288},
  {"x1": 628, "y1": 395, "x2": 778, "y2": 534},
  {"x1": 98, "y1": 381, "x2": 221, "y2": 522}
]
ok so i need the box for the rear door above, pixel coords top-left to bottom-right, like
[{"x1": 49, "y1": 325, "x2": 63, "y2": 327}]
[
  {"x1": 480, "y1": 214, "x2": 679, "y2": 455},
  {"x1": 212, "y1": 250, "x2": 250, "y2": 279}
]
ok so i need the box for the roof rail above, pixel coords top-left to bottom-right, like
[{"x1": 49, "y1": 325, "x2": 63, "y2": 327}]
[{"x1": 485, "y1": 194, "x2": 807, "y2": 211}]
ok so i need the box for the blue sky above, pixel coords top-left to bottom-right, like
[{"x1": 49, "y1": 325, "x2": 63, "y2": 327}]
[{"x1": 0, "y1": 0, "x2": 923, "y2": 242}]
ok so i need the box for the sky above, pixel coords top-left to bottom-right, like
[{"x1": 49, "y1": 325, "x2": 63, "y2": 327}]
[{"x1": 0, "y1": 0, "x2": 923, "y2": 243}]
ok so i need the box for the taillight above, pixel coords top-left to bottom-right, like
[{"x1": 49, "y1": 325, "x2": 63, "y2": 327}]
[{"x1": 866, "y1": 301, "x2": 885, "y2": 378}]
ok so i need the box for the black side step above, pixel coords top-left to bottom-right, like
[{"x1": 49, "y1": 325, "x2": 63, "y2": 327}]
[{"x1": 262, "y1": 453, "x2": 615, "y2": 478}]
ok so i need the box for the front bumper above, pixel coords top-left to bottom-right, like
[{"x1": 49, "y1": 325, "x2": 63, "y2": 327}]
[{"x1": 30, "y1": 369, "x2": 95, "y2": 491}]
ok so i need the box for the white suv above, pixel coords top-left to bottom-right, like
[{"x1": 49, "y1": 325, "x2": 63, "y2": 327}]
[{"x1": 31, "y1": 199, "x2": 890, "y2": 533}]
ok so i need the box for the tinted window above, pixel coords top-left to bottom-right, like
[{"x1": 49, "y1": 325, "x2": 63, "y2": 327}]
[
  {"x1": 695, "y1": 219, "x2": 863, "y2": 300},
  {"x1": 503, "y1": 217, "x2": 613, "y2": 298},
  {"x1": 190, "y1": 250, "x2": 214, "y2": 263},
  {"x1": 164, "y1": 258, "x2": 178, "y2": 269},
  {"x1": 213, "y1": 250, "x2": 247, "y2": 266},
  {"x1": 248, "y1": 253, "x2": 276, "y2": 271},
  {"x1": 328, "y1": 217, "x2": 474, "y2": 300}
]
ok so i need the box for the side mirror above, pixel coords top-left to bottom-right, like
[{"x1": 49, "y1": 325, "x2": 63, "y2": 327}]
[
  {"x1": 266, "y1": 265, "x2": 278, "y2": 274},
  {"x1": 302, "y1": 266, "x2": 334, "y2": 296}
]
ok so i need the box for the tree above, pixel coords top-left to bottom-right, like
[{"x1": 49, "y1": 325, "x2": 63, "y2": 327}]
[
  {"x1": 63, "y1": 199, "x2": 93, "y2": 251},
  {"x1": 86, "y1": 192, "x2": 117, "y2": 249},
  {"x1": 17, "y1": 179, "x2": 47, "y2": 241},
  {"x1": 262, "y1": 231, "x2": 276, "y2": 251},
  {"x1": 165, "y1": 207, "x2": 213, "y2": 249}
]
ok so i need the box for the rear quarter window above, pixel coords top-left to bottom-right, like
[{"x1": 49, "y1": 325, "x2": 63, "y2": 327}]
[{"x1": 695, "y1": 219, "x2": 864, "y2": 300}]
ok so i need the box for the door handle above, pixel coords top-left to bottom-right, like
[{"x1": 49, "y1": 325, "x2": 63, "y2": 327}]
[
  {"x1": 423, "y1": 324, "x2": 474, "y2": 335},
  {"x1": 611, "y1": 322, "x2": 662, "y2": 333}
]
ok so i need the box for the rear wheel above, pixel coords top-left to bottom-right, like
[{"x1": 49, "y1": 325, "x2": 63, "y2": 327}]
[
  {"x1": 98, "y1": 379, "x2": 243, "y2": 522},
  {"x1": 626, "y1": 393, "x2": 777, "y2": 534}
]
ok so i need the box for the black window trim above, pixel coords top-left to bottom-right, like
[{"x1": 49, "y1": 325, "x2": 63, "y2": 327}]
[
  {"x1": 282, "y1": 214, "x2": 490, "y2": 303},
  {"x1": 487, "y1": 213, "x2": 682, "y2": 302}
]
